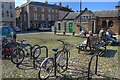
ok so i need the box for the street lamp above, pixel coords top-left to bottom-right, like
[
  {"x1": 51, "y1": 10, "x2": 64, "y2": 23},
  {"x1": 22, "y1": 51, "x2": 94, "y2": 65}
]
[{"x1": 80, "y1": 0, "x2": 82, "y2": 32}]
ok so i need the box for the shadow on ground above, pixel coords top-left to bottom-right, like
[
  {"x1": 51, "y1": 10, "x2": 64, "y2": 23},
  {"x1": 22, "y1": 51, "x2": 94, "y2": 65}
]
[{"x1": 102, "y1": 49, "x2": 117, "y2": 58}]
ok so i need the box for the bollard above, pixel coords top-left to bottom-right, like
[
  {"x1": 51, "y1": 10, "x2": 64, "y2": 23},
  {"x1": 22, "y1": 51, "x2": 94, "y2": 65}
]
[
  {"x1": 72, "y1": 31, "x2": 75, "y2": 35},
  {"x1": 63, "y1": 31, "x2": 66, "y2": 35}
]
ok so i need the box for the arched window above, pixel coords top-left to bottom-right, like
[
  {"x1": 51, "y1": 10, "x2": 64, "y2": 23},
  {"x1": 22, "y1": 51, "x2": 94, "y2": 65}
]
[
  {"x1": 108, "y1": 20, "x2": 113, "y2": 27},
  {"x1": 102, "y1": 21, "x2": 107, "y2": 27}
]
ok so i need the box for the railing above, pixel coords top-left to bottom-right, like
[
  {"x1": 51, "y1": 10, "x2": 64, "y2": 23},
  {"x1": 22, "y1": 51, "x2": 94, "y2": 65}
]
[
  {"x1": 88, "y1": 53, "x2": 99, "y2": 80},
  {"x1": 33, "y1": 46, "x2": 48, "y2": 68}
]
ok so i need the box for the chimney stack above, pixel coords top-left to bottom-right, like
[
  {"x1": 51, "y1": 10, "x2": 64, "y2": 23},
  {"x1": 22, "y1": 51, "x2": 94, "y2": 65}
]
[{"x1": 59, "y1": 2, "x2": 62, "y2": 6}]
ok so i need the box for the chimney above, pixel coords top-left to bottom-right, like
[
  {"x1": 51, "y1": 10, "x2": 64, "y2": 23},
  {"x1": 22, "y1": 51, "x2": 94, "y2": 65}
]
[
  {"x1": 45, "y1": 0, "x2": 48, "y2": 4},
  {"x1": 115, "y1": 1, "x2": 120, "y2": 17},
  {"x1": 85, "y1": 8, "x2": 88, "y2": 10},
  {"x1": 59, "y1": 2, "x2": 62, "y2": 6},
  {"x1": 66, "y1": 5, "x2": 69, "y2": 8}
]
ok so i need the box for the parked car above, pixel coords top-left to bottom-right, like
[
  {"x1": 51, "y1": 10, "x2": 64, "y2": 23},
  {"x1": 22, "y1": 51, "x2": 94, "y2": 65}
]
[
  {"x1": 0, "y1": 26, "x2": 17, "y2": 41},
  {"x1": 38, "y1": 26, "x2": 51, "y2": 31},
  {"x1": 12, "y1": 26, "x2": 21, "y2": 32}
]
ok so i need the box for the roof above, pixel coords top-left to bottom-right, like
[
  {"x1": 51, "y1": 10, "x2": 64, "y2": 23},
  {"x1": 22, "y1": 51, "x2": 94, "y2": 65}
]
[
  {"x1": 20, "y1": 1, "x2": 73, "y2": 12},
  {"x1": 63, "y1": 8, "x2": 94, "y2": 20},
  {"x1": 64, "y1": 12, "x2": 80, "y2": 20},
  {"x1": 93, "y1": 10, "x2": 118, "y2": 18}
]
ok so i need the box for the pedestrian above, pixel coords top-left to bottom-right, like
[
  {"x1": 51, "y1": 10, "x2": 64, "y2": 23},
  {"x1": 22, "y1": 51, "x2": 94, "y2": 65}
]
[
  {"x1": 106, "y1": 29, "x2": 119, "y2": 44},
  {"x1": 99, "y1": 28, "x2": 106, "y2": 40}
]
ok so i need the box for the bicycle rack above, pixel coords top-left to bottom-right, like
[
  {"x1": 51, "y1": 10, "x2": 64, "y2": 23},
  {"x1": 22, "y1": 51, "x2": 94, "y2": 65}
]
[
  {"x1": 87, "y1": 53, "x2": 99, "y2": 80},
  {"x1": 33, "y1": 46, "x2": 48, "y2": 68},
  {"x1": 54, "y1": 52, "x2": 57, "y2": 77}
]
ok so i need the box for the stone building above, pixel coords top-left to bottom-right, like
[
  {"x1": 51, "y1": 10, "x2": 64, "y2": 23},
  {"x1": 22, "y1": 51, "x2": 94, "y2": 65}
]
[
  {"x1": 55, "y1": 8, "x2": 94, "y2": 34},
  {"x1": 56, "y1": 2, "x2": 120, "y2": 35},
  {"x1": 90, "y1": 10, "x2": 119, "y2": 34},
  {"x1": 0, "y1": 0, "x2": 16, "y2": 26}
]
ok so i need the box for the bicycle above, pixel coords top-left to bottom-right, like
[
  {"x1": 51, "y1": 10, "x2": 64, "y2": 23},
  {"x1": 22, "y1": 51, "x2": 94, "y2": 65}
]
[
  {"x1": 2, "y1": 39, "x2": 18, "y2": 59},
  {"x1": 10, "y1": 39, "x2": 40, "y2": 64},
  {"x1": 38, "y1": 39, "x2": 71, "y2": 80}
]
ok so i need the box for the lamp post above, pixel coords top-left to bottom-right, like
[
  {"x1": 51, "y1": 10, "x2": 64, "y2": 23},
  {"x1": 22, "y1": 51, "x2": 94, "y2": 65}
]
[{"x1": 80, "y1": 0, "x2": 82, "y2": 32}]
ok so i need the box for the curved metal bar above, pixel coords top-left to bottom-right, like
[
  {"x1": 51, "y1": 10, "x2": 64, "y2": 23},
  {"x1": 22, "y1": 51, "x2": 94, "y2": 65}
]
[
  {"x1": 87, "y1": 53, "x2": 99, "y2": 80},
  {"x1": 32, "y1": 45, "x2": 48, "y2": 69},
  {"x1": 57, "y1": 39, "x2": 65, "y2": 44},
  {"x1": 39, "y1": 46, "x2": 48, "y2": 58}
]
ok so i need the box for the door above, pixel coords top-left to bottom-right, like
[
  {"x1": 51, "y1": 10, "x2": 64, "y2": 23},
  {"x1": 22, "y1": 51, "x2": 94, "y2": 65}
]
[
  {"x1": 92, "y1": 21, "x2": 94, "y2": 33},
  {"x1": 64, "y1": 22, "x2": 67, "y2": 32},
  {"x1": 58, "y1": 23, "x2": 61, "y2": 31},
  {"x1": 69, "y1": 22, "x2": 73, "y2": 33}
]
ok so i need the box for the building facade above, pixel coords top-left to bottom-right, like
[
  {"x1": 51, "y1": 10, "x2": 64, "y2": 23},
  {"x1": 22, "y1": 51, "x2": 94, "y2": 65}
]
[
  {"x1": 56, "y1": 2, "x2": 120, "y2": 35},
  {"x1": 0, "y1": 0, "x2": 16, "y2": 26},
  {"x1": 90, "y1": 10, "x2": 119, "y2": 34},
  {"x1": 115, "y1": 1, "x2": 120, "y2": 34},
  {"x1": 17, "y1": 1, "x2": 73, "y2": 31},
  {"x1": 56, "y1": 8, "x2": 94, "y2": 34},
  {"x1": 90, "y1": 1, "x2": 120, "y2": 34}
]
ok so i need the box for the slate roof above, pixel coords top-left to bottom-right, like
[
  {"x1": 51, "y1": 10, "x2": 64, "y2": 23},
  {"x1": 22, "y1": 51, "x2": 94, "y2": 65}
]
[
  {"x1": 63, "y1": 8, "x2": 93, "y2": 20},
  {"x1": 20, "y1": 1, "x2": 73, "y2": 12},
  {"x1": 64, "y1": 12, "x2": 80, "y2": 20},
  {"x1": 93, "y1": 10, "x2": 118, "y2": 18}
]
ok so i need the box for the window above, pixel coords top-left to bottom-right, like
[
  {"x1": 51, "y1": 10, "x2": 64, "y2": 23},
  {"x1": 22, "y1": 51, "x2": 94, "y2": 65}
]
[
  {"x1": 102, "y1": 21, "x2": 107, "y2": 27},
  {"x1": 48, "y1": 15, "x2": 51, "y2": 21},
  {"x1": 52, "y1": 15, "x2": 54, "y2": 20},
  {"x1": 41, "y1": 14, "x2": 44, "y2": 20},
  {"x1": 41, "y1": 7, "x2": 44, "y2": 12},
  {"x1": 6, "y1": 11, "x2": 9, "y2": 17},
  {"x1": 48, "y1": 8, "x2": 51, "y2": 13},
  {"x1": 10, "y1": 11, "x2": 13, "y2": 17},
  {"x1": 34, "y1": 13, "x2": 38, "y2": 20},
  {"x1": 2, "y1": 10, "x2": 4, "y2": 17},
  {"x1": 56, "y1": 15, "x2": 58, "y2": 20},
  {"x1": 62, "y1": 11, "x2": 65, "y2": 17},
  {"x1": 56, "y1": 10, "x2": 58, "y2": 13},
  {"x1": 52, "y1": 9, "x2": 54, "y2": 13},
  {"x1": 10, "y1": 6, "x2": 12, "y2": 9},
  {"x1": 33, "y1": 6, "x2": 37, "y2": 11},
  {"x1": 9, "y1": 3, "x2": 12, "y2": 9},
  {"x1": 108, "y1": 20, "x2": 113, "y2": 27},
  {"x1": 2, "y1": 2, "x2": 4, "y2": 9}
]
